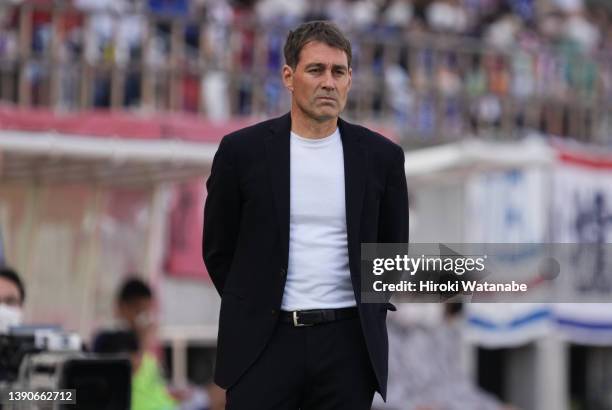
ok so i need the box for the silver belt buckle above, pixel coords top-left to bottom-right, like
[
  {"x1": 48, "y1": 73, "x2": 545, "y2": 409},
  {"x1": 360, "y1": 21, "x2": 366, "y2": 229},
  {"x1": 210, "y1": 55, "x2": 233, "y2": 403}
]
[{"x1": 293, "y1": 311, "x2": 312, "y2": 327}]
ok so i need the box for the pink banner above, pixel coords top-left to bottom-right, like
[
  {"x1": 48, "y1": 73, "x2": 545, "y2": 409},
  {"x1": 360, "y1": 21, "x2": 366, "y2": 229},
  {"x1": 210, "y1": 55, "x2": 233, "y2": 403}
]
[{"x1": 165, "y1": 179, "x2": 209, "y2": 279}]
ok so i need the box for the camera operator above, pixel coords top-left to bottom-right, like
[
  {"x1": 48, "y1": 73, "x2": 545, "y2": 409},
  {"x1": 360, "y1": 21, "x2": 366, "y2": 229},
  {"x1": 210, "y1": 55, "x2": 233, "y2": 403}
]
[
  {"x1": 94, "y1": 276, "x2": 177, "y2": 410},
  {"x1": 0, "y1": 267, "x2": 25, "y2": 335},
  {"x1": 93, "y1": 276, "x2": 225, "y2": 410},
  {"x1": 0, "y1": 266, "x2": 25, "y2": 386}
]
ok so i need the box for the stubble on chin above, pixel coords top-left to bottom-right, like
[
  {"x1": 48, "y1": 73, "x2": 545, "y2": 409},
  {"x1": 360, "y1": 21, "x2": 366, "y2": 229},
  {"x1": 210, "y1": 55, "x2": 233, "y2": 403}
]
[
  {"x1": 296, "y1": 100, "x2": 337, "y2": 123},
  {"x1": 313, "y1": 98, "x2": 346, "y2": 121}
]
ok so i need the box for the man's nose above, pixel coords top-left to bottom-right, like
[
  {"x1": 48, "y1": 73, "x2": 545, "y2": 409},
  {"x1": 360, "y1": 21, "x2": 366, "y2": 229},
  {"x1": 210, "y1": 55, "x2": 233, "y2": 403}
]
[{"x1": 321, "y1": 70, "x2": 336, "y2": 90}]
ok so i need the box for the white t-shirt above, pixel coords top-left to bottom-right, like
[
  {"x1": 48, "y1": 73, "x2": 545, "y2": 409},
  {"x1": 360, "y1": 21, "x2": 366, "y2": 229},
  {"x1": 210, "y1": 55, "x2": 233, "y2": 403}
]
[{"x1": 281, "y1": 128, "x2": 356, "y2": 310}]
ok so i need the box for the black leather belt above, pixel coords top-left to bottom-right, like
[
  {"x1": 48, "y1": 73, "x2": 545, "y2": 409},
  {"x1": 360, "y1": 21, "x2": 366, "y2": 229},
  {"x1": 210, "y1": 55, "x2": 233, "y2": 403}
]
[{"x1": 280, "y1": 307, "x2": 358, "y2": 327}]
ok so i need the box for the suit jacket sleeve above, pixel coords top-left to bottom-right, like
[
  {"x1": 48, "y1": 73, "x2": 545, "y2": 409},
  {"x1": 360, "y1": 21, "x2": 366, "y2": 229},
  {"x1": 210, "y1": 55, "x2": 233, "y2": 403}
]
[
  {"x1": 379, "y1": 144, "x2": 409, "y2": 244},
  {"x1": 203, "y1": 136, "x2": 241, "y2": 296}
]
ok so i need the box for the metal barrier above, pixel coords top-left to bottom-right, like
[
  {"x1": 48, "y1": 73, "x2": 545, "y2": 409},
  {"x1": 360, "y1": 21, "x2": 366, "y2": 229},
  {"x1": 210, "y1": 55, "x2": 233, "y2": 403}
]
[{"x1": 0, "y1": 1, "x2": 610, "y2": 146}]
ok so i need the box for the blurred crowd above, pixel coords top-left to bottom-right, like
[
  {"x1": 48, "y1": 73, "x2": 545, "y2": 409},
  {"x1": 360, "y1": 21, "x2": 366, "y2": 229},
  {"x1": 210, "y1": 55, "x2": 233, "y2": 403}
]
[{"x1": 0, "y1": 0, "x2": 611, "y2": 141}]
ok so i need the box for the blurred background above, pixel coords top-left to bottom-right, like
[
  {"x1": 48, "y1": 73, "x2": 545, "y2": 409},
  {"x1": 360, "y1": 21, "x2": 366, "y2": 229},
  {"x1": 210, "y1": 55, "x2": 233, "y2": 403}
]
[{"x1": 0, "y1": 0, "x2": 611, "y2": 409}]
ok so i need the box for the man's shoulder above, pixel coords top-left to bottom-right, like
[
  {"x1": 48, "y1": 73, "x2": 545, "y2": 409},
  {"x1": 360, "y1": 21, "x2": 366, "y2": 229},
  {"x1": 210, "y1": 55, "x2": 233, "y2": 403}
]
[{"x1": 221, "y1": 115, "x2": 284, "y2": 147}]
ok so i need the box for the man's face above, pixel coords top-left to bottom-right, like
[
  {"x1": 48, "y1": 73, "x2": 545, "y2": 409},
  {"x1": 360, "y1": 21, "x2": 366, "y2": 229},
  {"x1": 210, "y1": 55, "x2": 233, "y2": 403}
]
[
  {"x1": 118, "y1": 297, "x2": 153, "y2": 332},
  {"x1": 283, "y1": 41, "x2": 352, "y2": 123},
  {"x1": 0, "y1": 276, "x2": 21, "y2": 307}
]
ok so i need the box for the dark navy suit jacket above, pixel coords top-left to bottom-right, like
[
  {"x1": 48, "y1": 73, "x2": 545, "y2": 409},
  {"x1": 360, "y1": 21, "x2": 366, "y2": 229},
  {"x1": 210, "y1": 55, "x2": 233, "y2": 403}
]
[{"x1": 203, "y1": 113, "x2": 408, "y2": 400}]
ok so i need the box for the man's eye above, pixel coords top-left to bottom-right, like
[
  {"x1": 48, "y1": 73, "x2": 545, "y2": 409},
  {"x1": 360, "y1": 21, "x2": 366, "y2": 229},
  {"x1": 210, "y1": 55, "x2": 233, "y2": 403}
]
[{"x1": 0, "y1": 297, "x2": 18, "y2": 306}]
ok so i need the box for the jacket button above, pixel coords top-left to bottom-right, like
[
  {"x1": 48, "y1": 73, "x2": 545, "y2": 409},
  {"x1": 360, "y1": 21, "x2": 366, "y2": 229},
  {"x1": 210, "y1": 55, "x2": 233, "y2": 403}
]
[
  {"x1": 280, "y1": 268, "x2": 286, "y2": 277},
  {"x1": 271, "y1": 309, "x2": 277, "y2": 315}
]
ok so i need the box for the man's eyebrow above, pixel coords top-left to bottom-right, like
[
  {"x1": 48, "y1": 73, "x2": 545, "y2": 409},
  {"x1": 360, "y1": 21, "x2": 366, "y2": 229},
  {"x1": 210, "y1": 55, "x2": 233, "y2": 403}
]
[{"x1": 304, "y1": 63, "x2": 348, "y2": 70}]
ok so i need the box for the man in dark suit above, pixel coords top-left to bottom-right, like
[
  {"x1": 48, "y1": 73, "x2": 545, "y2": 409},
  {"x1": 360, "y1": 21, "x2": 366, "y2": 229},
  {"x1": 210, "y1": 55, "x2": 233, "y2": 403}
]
[{"x1": 203, "y1": 20, "x2": 408, "y2": 409}]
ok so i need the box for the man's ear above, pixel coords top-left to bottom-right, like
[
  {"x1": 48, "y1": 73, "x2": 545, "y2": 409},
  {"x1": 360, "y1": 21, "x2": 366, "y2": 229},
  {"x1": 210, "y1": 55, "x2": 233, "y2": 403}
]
[
  {"x1": 347, "y1": 67, "x2": 352, "y2": 92},
  {"x1": 282, "y1": 64, "x2": 294, "y2": 92}
]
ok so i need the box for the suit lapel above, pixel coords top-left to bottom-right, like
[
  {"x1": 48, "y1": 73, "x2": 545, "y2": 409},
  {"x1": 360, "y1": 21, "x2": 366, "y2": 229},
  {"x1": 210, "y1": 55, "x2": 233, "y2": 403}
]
[
  {"x1": 264, "y1": 113, "x2": 291, "y2": 267},
  {"x1": 338, "y1": 118, "x2": 367, "y2": 277}
]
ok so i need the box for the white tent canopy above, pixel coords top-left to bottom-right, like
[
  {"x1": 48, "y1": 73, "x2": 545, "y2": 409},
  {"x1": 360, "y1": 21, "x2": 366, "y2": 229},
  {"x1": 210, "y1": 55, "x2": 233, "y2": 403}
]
[
  {"x1": 404, "y1": 136, "x2": 555, "y2": 179},
  {"x1": 0, "y1": 130, "x2": 218, "y2": 185}
]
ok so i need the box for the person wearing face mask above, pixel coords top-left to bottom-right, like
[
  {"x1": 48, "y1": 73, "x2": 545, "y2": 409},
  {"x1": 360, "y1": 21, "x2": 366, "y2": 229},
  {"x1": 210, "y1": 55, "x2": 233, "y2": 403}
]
[
  {"x1": 93, "y1": 276, "x2": 176, "y2": 410},
  {"x1": 94, "y1": 277, "x2": 226, "y2": 410},
  {"x1": 0, "y1": 267, "x2": 26, "y2": 386},
  {"x1": 0, "y1": 267, "x2": 25, "y2": 335},
  {"x1": 114, "y1": 277, "x2": 157, "y2": 351}
]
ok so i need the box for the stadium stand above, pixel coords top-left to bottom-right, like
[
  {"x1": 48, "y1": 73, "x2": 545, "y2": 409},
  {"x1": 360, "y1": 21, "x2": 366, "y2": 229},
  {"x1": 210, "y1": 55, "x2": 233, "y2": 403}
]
[{"x1": 0, "y1": 0, "x2": 610, "y2": 145}]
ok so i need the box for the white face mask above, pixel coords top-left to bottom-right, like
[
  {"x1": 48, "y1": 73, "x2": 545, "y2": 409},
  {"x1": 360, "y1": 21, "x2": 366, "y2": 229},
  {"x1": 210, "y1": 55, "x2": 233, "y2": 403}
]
[
  {"x1": 0, "y1": 303, "x2": 23, "y2": 334},
  {"x1": 134, "y1": 311, "x2": 154, "y2": 330}
]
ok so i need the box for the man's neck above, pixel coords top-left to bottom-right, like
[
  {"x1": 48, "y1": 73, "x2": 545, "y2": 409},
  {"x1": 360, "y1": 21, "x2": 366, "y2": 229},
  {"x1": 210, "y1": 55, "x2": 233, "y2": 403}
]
[{"x1": 290, "y1": 108, "x2": 338, "y2": 139}]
